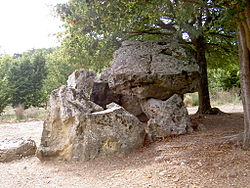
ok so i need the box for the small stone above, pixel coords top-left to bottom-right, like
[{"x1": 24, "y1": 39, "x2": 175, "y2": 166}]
[
  {"x1": 147, "y1": 175, "x2": 153, "y2": 179},
  {"x1": 159, "y1": 170, "x2": 168, "y2": 176},
  {"x1": 197, "y1": 161, "x2": 202, "y2": 167},
  {"x1": 111, "y1": 173, "x2": 122, "y2": 178},
  {"x1": 155, "y1": 156, "x2": 168, "y2": 162},
  {"x1": 181, "y1": 162, "x2": 186, "y2": 166},
  {"x1": 228, "y1": 171, "x2": 237, "y2": 178},
  {"x1": 173, "y1": 177, "x2": 179, "y2": 182},
  {"x1": 197, "y1": 124, "x2": 206, "y2": 131}
]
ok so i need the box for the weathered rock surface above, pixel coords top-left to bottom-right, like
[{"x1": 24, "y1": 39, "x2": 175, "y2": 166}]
[
  {"x1": 37, "y1": 40, "x2": 200, "y2": 162},
  {"x1": 0, "y1": 138, "x2": 36, "y2": 162},
  {"x1": 141, "y1": 94, "x2": 192, "y2": 139},
  {"x1": 70, "y1": 103, "x2": 145, "y2": 161},
  {"x1": 37, "y1": 102, "x2": 145, "y2": 161},
  {"x1": 108, "y1": 40, "x2": 200, "y2": 99},
  {"x1": 119, "y1": 95, "x2": 149, "y2": 122},
  {"x1": 67, "y1": 69, "x2": 96, "y2": 100},
  {"x1": 37, "y1": 69, "x2": 145, "y2": 162}
]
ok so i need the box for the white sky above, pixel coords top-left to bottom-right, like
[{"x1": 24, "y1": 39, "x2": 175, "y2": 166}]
[{"x1": 0, "y1": 0, "x2": 68, "y2": 55}]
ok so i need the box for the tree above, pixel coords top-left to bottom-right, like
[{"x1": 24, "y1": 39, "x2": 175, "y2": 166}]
[
  {"x1": 56, "y1": 0, "x2": 237, "y2": 114},
  {"x1": 236, "y1": 1, "x2": 250, "y2": 148},
  {"x1": 7, "y1": 50, "x2": 49, "y2": 108},
  {"x1": 41, "y1": 47, "x2": 81, "y2": 101},
  {"x1": 0, "y1": 55, "x2": 12, "y2": 114}
]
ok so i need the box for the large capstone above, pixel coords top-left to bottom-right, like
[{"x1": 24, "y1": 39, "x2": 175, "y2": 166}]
[{"x1": 108, "y1": 40, "x2": 200, "y2": 99}]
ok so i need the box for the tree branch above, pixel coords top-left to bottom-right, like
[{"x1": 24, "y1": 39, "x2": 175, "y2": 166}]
[
  {"x1": 208, "y1": 32, "x2": 235, "y2": 38},
  {"x1": 125, "y1": 30, "x2": 174, "y2": 39},
  {"x1": 157, "y1": 20, "x2": 177, "y2": 32}
]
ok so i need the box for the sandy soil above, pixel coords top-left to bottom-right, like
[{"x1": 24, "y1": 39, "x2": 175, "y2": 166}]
[{"x1": 1, "y1": 105, "x2": 250, "y2": 188}]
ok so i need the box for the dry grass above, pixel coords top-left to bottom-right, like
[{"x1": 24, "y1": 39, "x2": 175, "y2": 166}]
[
  {"x1": 210, "y1": 88, "x2": 241, "y2": 106},
  {"x1": 184, "y1": 88, "x2": 241, "y2": 107},
  {"x1": 0, "y1": 106, "x2": 47, "y2": 123}
]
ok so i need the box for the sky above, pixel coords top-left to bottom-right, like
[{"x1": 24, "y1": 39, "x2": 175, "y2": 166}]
[{"x1": 0, "y1": 0, "x2": 68, "y2": 55}]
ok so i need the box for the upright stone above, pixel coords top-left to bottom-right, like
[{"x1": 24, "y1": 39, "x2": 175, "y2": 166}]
[
  {"x1": 36, "y1": 69, "x2": 104, "y2": 161},
  {"x1": 141, "y1": 94, "x2": 192, "y2": 139}
]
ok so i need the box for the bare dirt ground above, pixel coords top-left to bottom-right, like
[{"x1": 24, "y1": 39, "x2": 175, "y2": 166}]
[{"x1": 1, "y1": 105, "x2": 250, "y2": 188}]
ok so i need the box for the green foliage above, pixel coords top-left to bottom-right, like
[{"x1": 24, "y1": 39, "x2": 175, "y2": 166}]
[
  {"x1": 41, "y1": 47, "x2": 80, "y2": 101},
  {"x1": 0, "y1": 47, "x2": 78, "y2": 112},
  {"x1": 208, "y1": 68, "x2": 240, "y2": 91},
  {"x1": 210, "y1": 88, "x2": 241, "y2": 105},
  {"x1": 184, "y1": 93, "x2": 199, "y2": 107},
  {"x1": 56, "y1": 0, "x2": 238, "y2": 72},
  {"x1": 0, "y1": 55, "x2": 12, "y2": 114},
  {"x1": 206, "y1": 44, "x2": 240, "y2": 92},
  {"x1": 55, "y1": 0, "x2": 183, "y2": 71},
  {"x1": 7, "y1": 49, "x2": 49, "y2": 109}
]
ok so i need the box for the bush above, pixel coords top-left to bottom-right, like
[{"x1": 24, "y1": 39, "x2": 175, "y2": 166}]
[{"x1": 208, "y1": 68, "x2": 240, "y2": 92}]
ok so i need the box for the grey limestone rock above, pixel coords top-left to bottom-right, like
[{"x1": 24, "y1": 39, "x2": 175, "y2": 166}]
[
  {"x1": 37, "y1": 69, "x2": 145, "y2": 162},
  {"x1": 70, "y1": 103, "x2": 145, "y2": 161},
  {"x1": 67, "y1": 69, "x2": 96, "y2": 100},
  {"x1": 37, "y1": 103, "x2": 145, "y2": 161},
  {"x1": 108, "y1": 40, "x2": 200, "y2": 99},
  {"x1": 0, "y1": 138, "x2": 36, "y2": 162},
  {"x1": 141, "y1": 94, "x2": 192, "y2": 139},
  {"x1": 37, "y1": 40, "x2": 199, "y2": 162}
]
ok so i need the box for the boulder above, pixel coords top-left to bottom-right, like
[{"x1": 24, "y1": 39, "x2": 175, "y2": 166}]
[
  {"x1": 108, "y1": 40, "x2": 200, "y2": 100},
  {"x1": 37, "y1": 103, "x2": 145, "y2": 161},
  {"x1": 71, "y1": 103, "x2": 145, "y2": 161},
  {"x1": 37, "y1": 69, "x2": 103, "y2": 161},
  {"x1": 141, "y1": 94, "x2": 192, "y2": 139},
  {"x1": 37, "y1": 69, "x2": 145, "y2": 162},
  {"x1": 0, "y1": 138, "x2": 36, "y2": 162},
  {"x1": 37, "y1": 40, "x2": 199, "y2": 162}
]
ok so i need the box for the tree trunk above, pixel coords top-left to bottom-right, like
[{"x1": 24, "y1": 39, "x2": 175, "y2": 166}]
[
  {"x1": 192, "y1": 35, "x2": 212, "y2": 114},
  {"x1": 237, "y1": 2, "x2": 250, "y2": 149}
]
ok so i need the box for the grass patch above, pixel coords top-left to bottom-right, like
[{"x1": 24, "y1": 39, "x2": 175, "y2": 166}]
[
  {"x1": 0, "y1": 106, "x2": 48, "y2": 123},
  {"x1": 184, "y1": 88, "x2": 241, "y2": 107},
  {"x1": 210, "y1": 88, "x2": 241, "y2": 106}
]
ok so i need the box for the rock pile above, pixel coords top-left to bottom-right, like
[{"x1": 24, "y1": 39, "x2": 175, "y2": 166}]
[{"x1": 37, "y1": 40, "x2": 200, "y2": 162}]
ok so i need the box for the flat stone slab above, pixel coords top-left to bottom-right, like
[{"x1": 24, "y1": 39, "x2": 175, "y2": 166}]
[{"x1": 0, "y1": 138, "x2": 37, "y2": 162}]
